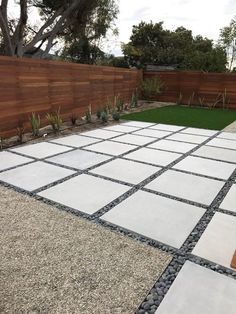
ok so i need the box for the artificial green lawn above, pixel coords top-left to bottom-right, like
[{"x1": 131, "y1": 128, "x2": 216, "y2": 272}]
[{"x1": 122, "y1": 106, "x2": 236, "y2": 130}]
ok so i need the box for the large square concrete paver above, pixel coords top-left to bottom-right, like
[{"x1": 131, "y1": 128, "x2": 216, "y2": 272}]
[
  {"x1": 220, "y1": 184, "x2": 236, "y2": 213},
  {"x1": 112, "y1": 134, "x2": 155, "y2": 146},
  {"x1": 103, "y1": 125, "x2": 140, "y2": 133},
  {"x1": 0, "y1": 161, "x2": 75, "y2": 191},
  {"x1": 218, "y1": 132, "x2": 236, "y2": 141},
  {"x1": 132, "y1": 128, "x2": 172, "y2": 138},
  {"x1": 149, "y1": 124, "x2": 185, "y2": 132},
  {"x1": 148, "y1": 139, "x2": 196, "y2": 153},
  {"x1": 50, "y1": 134, "x2": 100, "y2": 147},
  {"x1": 173, "y1": 156, "x2": 235, "y2": 180},
  {"x1": 193, "y1": 145, "x2": 236, "y2": 163},
  {"x1": 38, "y1": 174, "x2": 130, "y2": 214},
  {"x1": 81, "y1": 129, "x2": 120, "y2": 139},
  {"x1": 207, "y1": 138, "x2": 236, "y2": 150},
  {"x1": 167, "y1": 133, "x2": 208, "y2": 144},
  {"x1": 47, "y1": 149, "x2": 111, "y2": 170},
  {"x1": 0, "y1": 151, "x2": 33, "y2": 171},
  {"x1": 145, "y1": 170, "x2": 224, "y2": 205},
  {"x1": 125, "y1": 148, "x2": 181, "y2": 166},
  {"x1": 181, "y1": 127, "x2": 218, "y2": 137},
  {"x1": 155, "y1": 261, "x2": 236, "y2": 314},
  {"x1": 122, "y1": 121, "x2": 155, "y2": 128},
  {"x1": 10, "y1": 142, "x2": 72, "y2": 159},
  {"x1": 192, "y1": 213, "x2": 236, "y2": 270},
  {"x1": 90, "y1": 159, "x2": 160, "y2": 184},
  {"x1": 86, "y1": 141, "x2": 135, "y2": 156},
  {"x1": 101, "y1": 191, "x2": 205, "y2": 248}
]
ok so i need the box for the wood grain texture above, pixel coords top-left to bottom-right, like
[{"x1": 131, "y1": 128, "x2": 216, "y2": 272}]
[
  {"x1": 0, "y1": 56, "x2": 142, "y2": 137},
  {"x1": 144, "y1": 71, "x2": 236, "y2": 109}
]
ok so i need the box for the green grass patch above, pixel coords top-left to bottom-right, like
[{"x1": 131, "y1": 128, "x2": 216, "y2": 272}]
[{"x1": 122, "y1": 106, "x2": 236, "y2": 130}]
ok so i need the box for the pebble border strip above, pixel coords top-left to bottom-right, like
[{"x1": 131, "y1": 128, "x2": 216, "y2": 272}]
[{"x1": 0, "y1": 122, "x2": 236, "y2": 314}]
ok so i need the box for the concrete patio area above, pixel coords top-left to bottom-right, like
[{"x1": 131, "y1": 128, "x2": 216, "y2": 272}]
[{"x1": 0, "y1": 121, "x2": 236, "y2": 313}]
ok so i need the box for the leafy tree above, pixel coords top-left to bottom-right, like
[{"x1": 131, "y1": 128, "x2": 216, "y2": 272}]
[
  {"x1": 122, "y1": 21, "x2": 227, "y2": 72},
  {"x1": 219, "y1": 17, "x2": 236, "y2": 71},
  {"x1": 0, "y1": 0, "x2": 118, "y2": 58}
]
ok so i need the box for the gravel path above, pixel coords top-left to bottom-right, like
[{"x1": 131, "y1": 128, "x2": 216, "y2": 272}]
[{"x1": 0, "y1": 185, "x2": 171, "y2": 314}]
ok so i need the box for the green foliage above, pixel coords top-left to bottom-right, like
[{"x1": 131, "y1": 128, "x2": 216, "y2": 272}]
[
  {"x1": 112, "y1": 110, "x2": 120, "y2": 121},
  {"x1": 96, "y1": 109, "x2": 102, "y2": 119},
  {"x1": 130, "y1": 89, "x2": 138, "y2": 107},
  {"x1": 100, "y1": 111, "x2": 108, "y2": 123},
  {"x1": 29, "y1": 112, "x2": 40, "y2": 137},
  {"x1": 140, "y1": 78, "x2": 164, "y2": 99},
  {"x1": 85, "y1": 104, "x2": 92, "y2": 123},
  {"x1": 46, "y1": 108, "x2": 63, "y2": 132},
  {"x1": 122, "y1": 21, "x2": 227, "y2": 72},
  {"x1": 219, "y1": 17, "x2": 236, "y2": 71}
]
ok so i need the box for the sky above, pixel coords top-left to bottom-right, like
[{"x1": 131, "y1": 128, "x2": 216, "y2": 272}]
[
  {"x1": 106, "y1": 0, "x2": 236, "y2": 56},
  {"x1": 8, "y1": 0, "x2": 236, "y2": 56}
]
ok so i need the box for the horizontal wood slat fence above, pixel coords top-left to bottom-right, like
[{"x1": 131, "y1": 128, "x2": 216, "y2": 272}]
[
  {"x1": 144, "y1": 71, "x2": 236, "y2": 109},
  {"x1": 0, "y1": 56, "x2": 141, "y2": 137},
  {"x1": 1, "y1": 56, "x2": 236, "y2": 138}
]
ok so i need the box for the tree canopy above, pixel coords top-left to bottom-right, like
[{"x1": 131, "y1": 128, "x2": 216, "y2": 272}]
[
  {"x1": 0, "y1": 0, "x2": 118, "y2": 59},
  {"x1": 219, "y1": 17, "x2": 236, "y2": 71},
  {"x1": 122, "y1": 21, "x2": 227, "y2": 72}
]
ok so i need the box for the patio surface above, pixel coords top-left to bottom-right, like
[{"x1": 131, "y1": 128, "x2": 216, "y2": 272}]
[{"x1": 0, "y1": 121, "x2": 236, "y2": 313}]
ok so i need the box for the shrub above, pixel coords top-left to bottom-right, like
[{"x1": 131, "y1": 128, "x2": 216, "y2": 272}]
[
  {"x1": 116, "y1": 97, "x2": 124, "y2": 112},
  {"x1": 70, "y1": 113, "x2": 78, "y2": 126},
  {"x1": 96, "y1": 108, "x2": 102, "y2": 119},
  {"x1": 29, "y1": 112, "x2": 40, "y2": 136},
  {"x1": 140, "y1": 77, "x2": 164, "y2": 99},
  {"x1": 130, "y1": 89, "x2": 138, "y2": 107},
  {"x1": 85, "y1": 104, "x2": 92, "y2": 123},
  {"x1": 46, "y1": 108, "x2": 63, "y2": 132},
  {"x1": 112, "y1": 110, "x2": 120, "y2": 121},
  {"x1": 101, "y1": 111, "x2": 108, "y2": 123}
]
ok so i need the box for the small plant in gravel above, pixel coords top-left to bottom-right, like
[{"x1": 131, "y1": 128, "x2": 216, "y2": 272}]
[
  {"x1": 130, "y1": 89, "x2": 138, "y2": 107},
  {"x1": 100, "y1": 111, "x2": 108, "y2": 123},
  {"x1": 29, "y1": 112, "x2": 40, "y2": 137},
  {"x1": 85, "y1": 104, "x2": 92, "y2": 123},
  {"x1": 70, "y1": 113, "x2": 78, "y2": 126},
  {"x1": 96, "y1": 108, "x2": 102, "y2": 119},
  {"x1": 16, "y1": 123, "x2": 25, "y2": 143},
  {"x1": 112, "y1": 110, "x2": 120, "y2": 121},
  {"x1": 46, "y1": 107, "x2": 63, "y2": 132}
]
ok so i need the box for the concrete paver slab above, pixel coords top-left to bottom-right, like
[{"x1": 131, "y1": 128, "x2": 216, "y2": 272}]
[
  {"x1": 112, "y1": 134, "x2": 155, "y2": 146},
  {"x1": 220, "y1": 184, "x2": 236, "y2": 213},
  {"x1": 0, "y1": 151, "x2": 33, "y2": 171},
  {"x1": 218, "y1": 132, "x2": 236, "y2": 141},
  {"x1": 47, "y1": 149, "x2": 111, "y2": 170},
  {"x1": 86, "y1": 141, "x2": 135, "y2": 156},
  {"x1": 101, "y1": 191, "x2": 205, "y2": 248},
  {"x1": 146, "y1": 170, "x2": 224, "y2": 205},
  {"x1": 193, "y1": 145, "x2": 236, "y2": 163},
  {"x1": 81, "y1": 129, "x2": 120, "y2": 139},
  {"x1": 168, "y1": 133, "x2": 208, "y2": 144},
  {"x1": 132, "y1": 129, "x2": 172, "y2": 138},
  {"x1": 0, "y1": 161, "x2": 75, "y2": 191},
  {"x1": 173, "y1": 156, "x2": 235, "y2": 180},
  {"x1": 207, "y1": 138, "x2": 236, "y2": 150},
  {"x1": 125, "y1": 148, "x2": 181, "y2": 166},
  {"x1": 10, "y1": 142, "x2": 72, "y2": 159},
  {"x1": 155, "y1": 261, "x2": 236, "y2": 314},
  {"x1": 103, "y1": 125, "x2": 140, "y2": 133},
  {"x1": 148, "y1": 139, "x2": 196, "y2": 153},
  {"x1": 192, "y1": 213, "x2": 236, "y2": 270},
  {"x1": 50, "y1": 135, "x2": 100, "y2": 147},
  {"x1": 122, "y1": 121, "x2": 155, "y2": 128},
  {"x1": 181, "y1": 127, "x2": 218, "y2": 137},
  {"x1": 149, "y1": 124, "x2": 185, "y2": 132},
  {"x1": 91, "y1": 158, "x2": 160, "y2": 184},
  {"x1": 38, "y1": 174, "x2": 129, "y2": 214}
]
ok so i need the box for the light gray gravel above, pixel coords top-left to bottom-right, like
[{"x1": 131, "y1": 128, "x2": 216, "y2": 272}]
[{"x1": 0, "y1": 185, "x2": 171, "y2": 314}]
